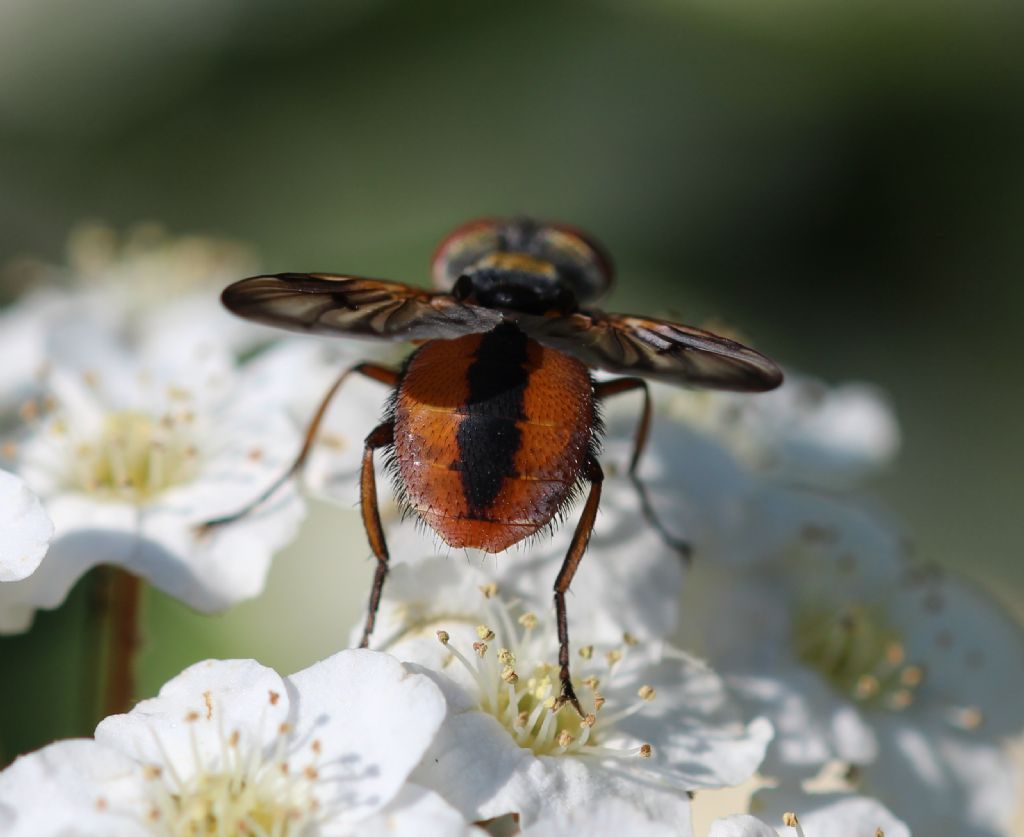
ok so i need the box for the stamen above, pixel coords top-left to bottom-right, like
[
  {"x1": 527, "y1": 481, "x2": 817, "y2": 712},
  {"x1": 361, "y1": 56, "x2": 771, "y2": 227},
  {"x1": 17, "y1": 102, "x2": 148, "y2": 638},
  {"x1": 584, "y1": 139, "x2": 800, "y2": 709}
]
[{"x1": 782, "y1": 811, "x2": 807, "y2": 837}]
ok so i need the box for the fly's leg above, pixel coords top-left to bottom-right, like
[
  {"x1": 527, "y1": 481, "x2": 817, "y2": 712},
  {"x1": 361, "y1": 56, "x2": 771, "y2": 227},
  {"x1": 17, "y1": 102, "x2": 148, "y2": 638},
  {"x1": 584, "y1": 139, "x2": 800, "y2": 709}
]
[
  {"x1": 198, "y1": 362, "x2": 398, "y2": 531},
  {"x1": 594, "y1": 377, "x2": 691, "y2": 561},
  {"x1": 554, "y1": 457, "x2": 604, "y2": 717},
  {"x1": 359, "y1": 421, "x2": 394, "y2": 647}
]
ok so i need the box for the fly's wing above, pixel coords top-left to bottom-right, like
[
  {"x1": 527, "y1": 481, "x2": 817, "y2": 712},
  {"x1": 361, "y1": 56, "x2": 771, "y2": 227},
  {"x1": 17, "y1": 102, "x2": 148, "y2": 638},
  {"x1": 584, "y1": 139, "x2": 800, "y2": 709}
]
[
  {"x1": 518, "y1": 310, "x2": 784, "y2": 391},
  {"x1": 221, "y1": 273, "x2": 502, "y2": 341}
]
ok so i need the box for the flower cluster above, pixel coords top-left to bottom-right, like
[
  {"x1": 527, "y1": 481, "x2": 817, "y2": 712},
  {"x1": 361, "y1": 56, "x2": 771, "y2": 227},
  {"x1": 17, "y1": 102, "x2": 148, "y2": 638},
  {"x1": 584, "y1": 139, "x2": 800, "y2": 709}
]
[{"x1": 1, "y1": 224, "x2": 1021, "y2": 835}]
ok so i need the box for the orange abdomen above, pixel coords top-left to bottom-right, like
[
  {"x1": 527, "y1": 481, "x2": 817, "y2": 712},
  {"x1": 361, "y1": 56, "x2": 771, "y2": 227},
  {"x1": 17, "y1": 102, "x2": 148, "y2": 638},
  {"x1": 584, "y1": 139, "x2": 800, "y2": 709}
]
[{"x1": 391, "y1": 321, "x2": 594, "y2": 552}]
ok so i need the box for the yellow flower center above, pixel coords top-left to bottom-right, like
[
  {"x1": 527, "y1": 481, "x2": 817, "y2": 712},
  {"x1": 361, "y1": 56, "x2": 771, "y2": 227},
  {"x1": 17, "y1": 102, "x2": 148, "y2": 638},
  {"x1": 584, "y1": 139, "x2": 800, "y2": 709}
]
[
  {"x1": 793, "y1": 603, "x2": 924, "y2": 710},
  {"x1": 71, "y1": 411, "x2": 198, "y2": 502}
]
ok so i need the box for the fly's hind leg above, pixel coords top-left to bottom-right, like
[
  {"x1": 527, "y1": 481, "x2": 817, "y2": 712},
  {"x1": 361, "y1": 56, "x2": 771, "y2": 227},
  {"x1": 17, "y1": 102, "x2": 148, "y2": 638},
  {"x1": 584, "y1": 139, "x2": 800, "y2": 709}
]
[
  {"x1": 554, "y1": 457, "x2": 604, "y2": 717},
  {"x1": 594, "y1": 377, "x2": 691, "y2": 561},
  {"x1": 198, "y1": 362, "x2": 398, "y2": 532},
  {"x1": 359, "y1": 421, "x2": 394, "y2": 648}
]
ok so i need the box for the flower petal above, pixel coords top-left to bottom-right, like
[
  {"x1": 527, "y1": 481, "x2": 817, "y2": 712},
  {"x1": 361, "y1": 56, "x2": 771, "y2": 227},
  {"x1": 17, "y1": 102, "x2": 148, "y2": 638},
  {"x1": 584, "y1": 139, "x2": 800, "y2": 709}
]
[
  {"x1": 285, "y1": 649, "x2": 448, "y2": 827},
  {"x1": 0, "y1": 469, "x2": 53, "y2": 582},
  {"x1": 0, "y1": 739, "x2": 147, "y2": 836}
]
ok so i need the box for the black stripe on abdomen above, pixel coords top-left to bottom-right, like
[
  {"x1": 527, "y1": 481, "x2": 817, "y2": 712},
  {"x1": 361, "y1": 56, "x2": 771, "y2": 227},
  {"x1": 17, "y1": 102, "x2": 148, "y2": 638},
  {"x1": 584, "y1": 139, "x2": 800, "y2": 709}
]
[{"x1": 456, "y1": 321, "x2": 530, "y2": 516}]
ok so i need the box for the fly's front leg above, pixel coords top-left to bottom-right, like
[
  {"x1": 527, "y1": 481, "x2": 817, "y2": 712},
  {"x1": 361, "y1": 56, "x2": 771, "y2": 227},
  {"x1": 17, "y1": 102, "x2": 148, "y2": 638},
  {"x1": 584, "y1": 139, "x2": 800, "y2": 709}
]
[
  {"x1": 554, "y1": 457, "x2": 604, "y2": 717},
  {"x1": 594, "y1": 377, "x2": 691, "y2": 561},
  {"x1": 198, "y1": 362, "x2": 398, "y2": 532},
  {"x1": 359, "y1": 421, "x2": 394, "y2": 648}
]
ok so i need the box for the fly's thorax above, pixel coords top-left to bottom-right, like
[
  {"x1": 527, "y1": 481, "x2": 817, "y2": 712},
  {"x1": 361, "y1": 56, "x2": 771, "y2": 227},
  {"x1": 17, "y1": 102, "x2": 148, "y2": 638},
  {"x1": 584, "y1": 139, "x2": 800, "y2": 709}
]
[{"x1": 391, "y1": 322, "x2": 597, "y2": 552}]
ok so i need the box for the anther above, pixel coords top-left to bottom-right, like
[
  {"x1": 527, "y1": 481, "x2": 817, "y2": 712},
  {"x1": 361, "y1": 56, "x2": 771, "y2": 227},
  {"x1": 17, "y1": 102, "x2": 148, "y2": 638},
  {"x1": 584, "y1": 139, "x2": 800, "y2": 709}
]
[
  {"x1": 473, "y1": 641, "x2": 488, "y2": 657},
  {"x1": 638, "y1": 685, "x2": 656, "y2": 702},
  {"x1": 623, "y1": 632, "x2": 638, "y2": 646},
  {"x1": 518, "y1": 612, "x2": 538, "y2": 629},
  {"x1": 476, "y1": 625, "x2": 496, "y2": 641},
  {"x1": 578, "y1": 645, "x2": 594, "y2": 660},
  {"x1": 582, "y1": 714, "x2": 596, "y2": 728},
  {"x1": 605, "y1": 650, "x2": 622, "y2": 667},
  {"x1": 498, "y1": 648, "x2": 514, "y2": 665},
  {"x1": 19, "y1": 399, "x2": 39, "y2": 422},
  {"x1": 479, "y1": 583, "x2": 498, "y2": 599},
  {"x1": 593, "y1": 694, "x2": 606, "y2": 711},
  {"x1": 783, "y1": 811, "x2": 808, "y2": 837},
  {"x1": 269, "y1": 690, "x2": 280, "y2": 705},
  {"x1": 890, "y1": 689, "x2": 913, "y2": 710},
  {"x1": 900, "y1": 666, "x2": 924, "y2": 687},
  {"x1": 501, "y1": 666, "x2": 519, "y2": 684},
  {"x1": 436, "y1": 630, "x2": 450, "y2": 644},
  {"x1": 855, "y1": 674, "x2": 880, "y2": 700},
  {"x1": 639, "y1": 744, "x2": 652, "y2": 758},
  {"x1": 954, "y1": 706, "x2": 984, "y2": 730},
  {"x1": 184, "y1": 711, "x2": 200, "y2": 723},
  {"x1": 885, "y1": 642, "x2": 905, "y2": 666},
  {"x1": 581, "y1": 676, "x2": 600, "y2": 690},
  {"x1": 556, "y1": 730, "x2": 574, "y2": 748}
]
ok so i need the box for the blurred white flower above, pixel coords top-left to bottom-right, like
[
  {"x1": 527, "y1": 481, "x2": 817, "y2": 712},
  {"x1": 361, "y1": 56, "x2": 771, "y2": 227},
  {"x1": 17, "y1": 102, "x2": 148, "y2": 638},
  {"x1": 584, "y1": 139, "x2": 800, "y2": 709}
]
[
  {"x1": 710, "y1": 789, "x2": 908, "y2": 836},
  {"x1": 0, "y1": 650, "x2": 466, "y2": 837},
  {"x1": 0, "y1": 223, "x2": 267, "y2": 418},
  {"x1": 0, "y1": 328, "x2": 305, "y2": 631},
  {"x1": 661, "y1": 372, "x2": 900, "y2": 489},
  {"x1": 363, "y1": 563, "x2": 771, "y2": 828},
  {"x1": 0, "y1": 468, "x2": 53, "y2": 583},
  {"x1": 681, "y1": 490, "x2": 1024, "y2": 836}
]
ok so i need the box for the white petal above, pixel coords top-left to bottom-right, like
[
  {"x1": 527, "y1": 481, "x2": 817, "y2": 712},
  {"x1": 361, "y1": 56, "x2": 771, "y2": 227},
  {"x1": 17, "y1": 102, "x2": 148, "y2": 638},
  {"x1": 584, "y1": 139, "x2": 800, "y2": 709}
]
[
  {"x1": 608, "y1": 651, "x2": 774, "y2": 790},
  {"x1": 750, "y1": 789, "x2": 910, "y2": 837},
  {"x1": 708, "y1": 814, "x2": 778, "y2": 837},
  {"x1": 353, "y1": 783, "x2": 483, "y2": 837},
  {"x1": 727, "y1": 672, "x2": 877, "y2": 778},
  {"x1": 95, "y1": 658, "x2": 290, "y2": 781},
  {"x1": 862, "y1": 718, "x2": 1016, "y2": 836},
  {"x1": 0, "y1": 739, "x2": 147, "y2": 836},
  {"x1": 285, "y1": 649, "x2": 448, "y2": 827},
  {"x1": 0, "y1": 469, "x2": 53, "y2": 582},
  {"x1": 519, "y1": 797, "x2": 687, "y2": 837}
]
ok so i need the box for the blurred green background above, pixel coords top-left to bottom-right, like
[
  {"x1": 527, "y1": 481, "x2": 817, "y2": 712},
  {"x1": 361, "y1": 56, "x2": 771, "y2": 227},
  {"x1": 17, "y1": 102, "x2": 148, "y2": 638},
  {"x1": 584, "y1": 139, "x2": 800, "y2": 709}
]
[{"x1": 2, "y1": 0, "x2": 1022, "y2": 761}]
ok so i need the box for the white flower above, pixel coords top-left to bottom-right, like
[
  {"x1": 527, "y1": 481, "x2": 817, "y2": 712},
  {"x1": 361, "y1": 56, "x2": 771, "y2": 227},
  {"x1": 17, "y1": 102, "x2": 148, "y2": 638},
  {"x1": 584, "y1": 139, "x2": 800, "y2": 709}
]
[
  {"x1": 661, "y1": 372, "x2": 900, "y2": 489},
  {"x1": 0, "y1": 468, "x2": 53, "y2": 583},
  {"x1": 0, "y1": 327, "x2": 305, "y2": 631},
  {"x1": 364, "y1": 562, "x2": 772, "y2": 828},
  {"x1": 711, "y1": 789, "x2": 910, "y2": 837},
  {"x1": 0, "y1": 224, "x2": 266, "y2": 419},
  {"x1": 0, "y1": 650, "x2": 469, "y2": 836},
  {"x1": 682, "y1": 489, "x2": 1024, "y2": 836}
]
